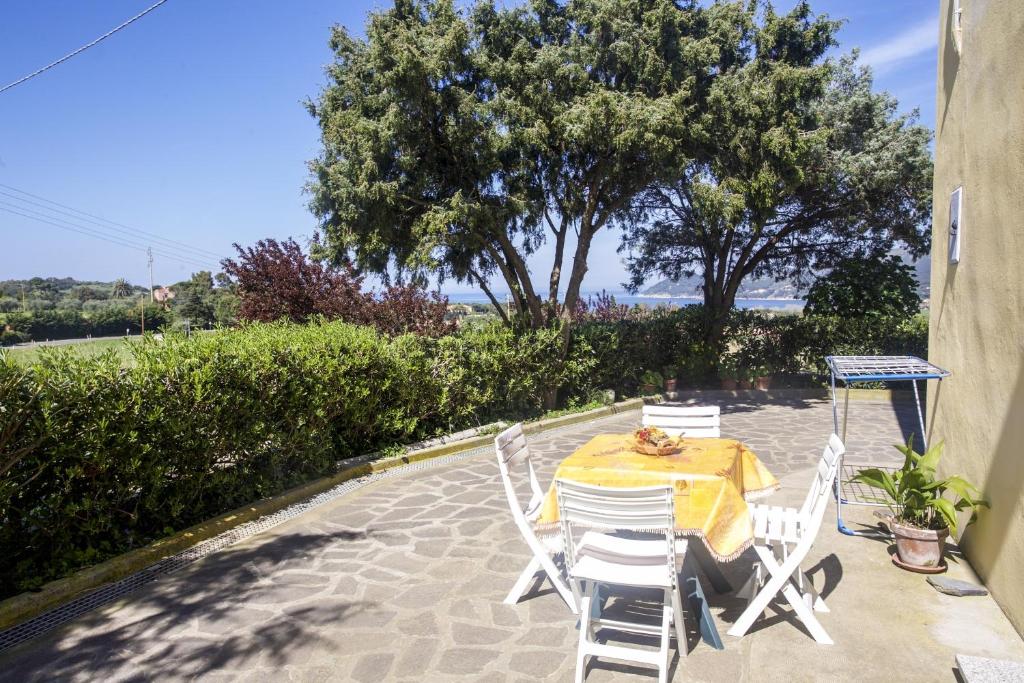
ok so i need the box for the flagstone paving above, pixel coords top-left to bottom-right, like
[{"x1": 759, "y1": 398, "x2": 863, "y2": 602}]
[{"x1": 3, "y1": 396, "x2": 1023, "y2": 681}]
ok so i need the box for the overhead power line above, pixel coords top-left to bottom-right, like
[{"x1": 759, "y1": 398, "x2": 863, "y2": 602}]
[
  {"x1": 0, "y1": 185, "x2": 224, "y2": 260},
  {"x1": 0, "y1": 203, "x2": 216, "y2": 269},
  {"x1": 0, "y1": 204, "x2": 219, "y2": 271},
  {"x1": 0, "y1": 0, "x2": 171, "y2": 95}
]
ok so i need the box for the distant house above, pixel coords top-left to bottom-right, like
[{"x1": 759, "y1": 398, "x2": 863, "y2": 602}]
[
  {"x1": 447, "y1": 303, "x2": 473, "y2": 316},
  {"x1": 153, "y1": 286, "x2": 175, "y2": 306},
  {"x1": 928, "y1": 0, "x2": 1024, "y2": 635}
]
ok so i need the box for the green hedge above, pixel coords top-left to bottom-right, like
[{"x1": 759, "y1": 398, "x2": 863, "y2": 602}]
[
  {"x1": 0, "y1": 308, "x2": 925, "y2": 598},
  {"x1": 0, "y1": 305, "x2": 171, "y2": 345},
  {"x1": 0, "y1": 320, "x2": 590, "y2": 596},
  {"x1": 722, "y1": 310, "x2": 928, "y2": 377}
]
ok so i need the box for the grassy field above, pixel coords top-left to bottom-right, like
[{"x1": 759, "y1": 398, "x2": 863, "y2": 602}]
[{"x1": 2, "y1": 337, "x2": 141, "y2": 365}]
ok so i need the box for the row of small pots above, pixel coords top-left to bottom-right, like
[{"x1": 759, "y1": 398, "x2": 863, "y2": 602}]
[
  {"x1": 721, "y1": 376, "x2": 773, "y2": 390},
  {"x1": 640, "y1": 376, "x2": 776, "y2": 394}
]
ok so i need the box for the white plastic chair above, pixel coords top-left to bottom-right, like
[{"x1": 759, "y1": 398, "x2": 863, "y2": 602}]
[
  {"x1": 556, "y1": 479, "x2": 705, "y2": 683},
  {"x1": 728, "y1": 434, "x2": 846, "y2": 645},
  {"x1": 495, "y1": 423, "x2": 577, "y2": 613},
  {"x1": 642, "y1": 404, "x2": 721, "y2": 437}
]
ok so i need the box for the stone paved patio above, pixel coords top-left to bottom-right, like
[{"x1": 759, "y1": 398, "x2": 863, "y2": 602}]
[{"x1": 3, "y1": 397, "x2": 1024, "y2": 681}]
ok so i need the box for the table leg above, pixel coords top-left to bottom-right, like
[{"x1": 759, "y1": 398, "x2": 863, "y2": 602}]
[
  {"x1": 690, "y1": 542, "x2": 732, "y2": 594},
  {"x1": 683, "y1": 554, "x2": 724, "y2": 650}
]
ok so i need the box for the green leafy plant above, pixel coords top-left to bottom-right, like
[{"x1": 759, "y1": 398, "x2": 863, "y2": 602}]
[
  {"x1": 853, "y1": 437, "x2": 988, "y2": 536},
  {"x1": 805, "y1": 255, "x2": 921, "y2": 319},
  {"x1": 639, "y1": 370, "x2": 663, "y2": 388},
  {"x1": 717, "y1": 356, "x2": 740, "y2": 381},
  {"x1": 0, "y1": 319, "x2": 595, "y2": 598}
]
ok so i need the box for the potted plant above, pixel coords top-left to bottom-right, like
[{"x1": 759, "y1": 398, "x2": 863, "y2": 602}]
[
  {"x1": 662, "y1": 365, "x2": 679, "y2": 393},
  {"x1": 720, "y1": 358, "x2": 737, "y2": 389},
  {"x1": 853, "y1": 438, "x2": 988, "y2": 572},
  {"x1": 738, "y1": 365, "x2": 754, "y2": 390},
  {"x1": 754, "y1": 365, "x2": 773, "y2": 390},
  {"x1": 639, "y1": 370, "x2": 663, "y2": 396}
]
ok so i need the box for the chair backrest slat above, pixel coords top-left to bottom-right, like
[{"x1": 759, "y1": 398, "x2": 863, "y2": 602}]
[
  {"x1": 497, "y1": 431, "x2": 530, "y2": 467},
  {"x1": 753, "y1": 434, "x2": 845, "y2": 546},
  {"x1": 557, "y1": 485, "x2": 674, "y2": 529},
  {"x1": 796, "y1": 434, "x2": 845, "y2": 535},
  {"x1": 494, "y1": 423, "x2": 545, "y2": 522},
  {"x1": 641, "y1": 415, "x2": 721, "y2": 428},
  {"x1": 657, "y1": 426, "x2": 720, "y2": 438},
  {"x1": 641, "y1": 405, "x2": 720, "y2": 417},
  {"x1": 641, "y1": 404, "x2": 721, "y2": 438},
  {"x1": 555, "y1": 479, "x2": 677, "y2": 572}
]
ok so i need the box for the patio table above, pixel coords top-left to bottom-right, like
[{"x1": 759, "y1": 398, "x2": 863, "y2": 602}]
[
  {"x1": 534, "y1": 433, "x2": 779, "y2": 563},
  {"x1": 534, "y1": 433, "x2": 778, "y2": 650}
]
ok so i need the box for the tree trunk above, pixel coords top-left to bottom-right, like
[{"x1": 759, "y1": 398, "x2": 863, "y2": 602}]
[
  {"x1": 703, "y1": 282, "x2": 736, "y2": 356},
  {"x1": 542, "y1": 222, "x2": 599, "y2": 410}
]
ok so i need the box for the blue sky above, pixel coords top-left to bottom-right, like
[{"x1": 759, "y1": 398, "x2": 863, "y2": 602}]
[{"x1": 0, "y1": 0, "x2": 938, "y2": 293}]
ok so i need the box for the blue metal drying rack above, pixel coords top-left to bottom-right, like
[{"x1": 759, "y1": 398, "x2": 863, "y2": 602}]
[{"x1": 826, "y1": 355, "x2": 951, "y2": 536}]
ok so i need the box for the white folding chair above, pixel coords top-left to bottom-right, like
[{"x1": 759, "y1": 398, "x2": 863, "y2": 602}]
[
  {"x1": 728, "y1": 434, "x2": 846, "y2": 645},
  {"x1": 642, "y1": 404, "x2": 721, "y2": 438},
  {"x1": 556, "y1": 480, "x2": 709, "y2": 683},
  {"x1": 495, "y1": 423, "x2": 577, "y2": 613}
]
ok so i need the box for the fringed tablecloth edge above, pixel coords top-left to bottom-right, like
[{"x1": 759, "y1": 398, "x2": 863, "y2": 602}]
[{"x1": 743, "y1": 482, "x2": 780, "y2": 502}]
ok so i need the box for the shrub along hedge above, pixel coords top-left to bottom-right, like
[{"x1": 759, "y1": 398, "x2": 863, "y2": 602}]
[
  {"x1": 1, "y1": 305, "x2": 171, "y2": 344},
  {"x1": 0, "y1": 308, "x2": 925, "y2": 598},
  {"x1": 0, "y1": 320, "x2": 592, "y2": 597}
]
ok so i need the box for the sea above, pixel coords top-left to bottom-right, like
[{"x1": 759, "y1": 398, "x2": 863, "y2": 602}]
[{"x1": 444, "y1": 291, "x2": 805, "y2": 311}]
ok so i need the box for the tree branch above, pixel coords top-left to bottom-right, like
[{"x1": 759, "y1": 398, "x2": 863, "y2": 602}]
[
  {"x1": 482, "y1": 242, "x2": 527, "y2": 318},
  {"x1": 492, "y1": 230, "x2": 545, "y2": 324},
  {"x1": 469, "y1": 268, "x2": 510, "y2": 324}
]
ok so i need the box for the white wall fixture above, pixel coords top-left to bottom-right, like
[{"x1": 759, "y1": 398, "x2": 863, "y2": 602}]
[
  {"x1": 949, "y1": 186, "x2": 963, "y2": 264},
  {"x1": 952, "y1": 0, "x2": 964, "y2": 54}
]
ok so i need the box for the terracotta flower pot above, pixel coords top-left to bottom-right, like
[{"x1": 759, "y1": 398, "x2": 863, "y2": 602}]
[
  {"x1": 755, "y1": 376, "x2": 772, "y2": 390},
  {"x1": 738, "y1": 379, "x2": 753, "y2": 390},
  {"x1": 891, "y1": 520, "x2": 949, "y2": 570},
  {"x1": 720, "y1": 378, "x2": 738, "y2": 390},
  {"x1": 664, "y1": 378, "x2": 678, "y2": 392}
]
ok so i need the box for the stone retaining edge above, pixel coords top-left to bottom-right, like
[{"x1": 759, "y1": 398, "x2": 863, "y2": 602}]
[
  {"x1": 0, "y1": 397, "x2": 647, "y2": 632},
  {"x1": 666, "y1": 387, "x2": 916, "y2": 402}
]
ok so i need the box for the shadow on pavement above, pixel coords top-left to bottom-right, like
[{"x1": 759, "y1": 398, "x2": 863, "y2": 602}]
[{"x1": 1, "y1": 528, "x2": 375, "y2": 680}]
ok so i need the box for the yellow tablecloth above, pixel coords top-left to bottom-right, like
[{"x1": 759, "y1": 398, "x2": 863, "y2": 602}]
[{"x1": 535, "y1": 434, "x2": 779, "y2": 561}]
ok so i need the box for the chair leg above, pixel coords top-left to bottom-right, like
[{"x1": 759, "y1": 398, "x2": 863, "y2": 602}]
[
  {"x1": 506, "y1": 552, "x2": 579, "y2": 614},
  {"x1": 728, "y1": 546, "x2": 832, "y2": 645},
  {"x1": 546, "y1": 564, "x2": 579, "y2": 614},
  {"x1": 779, "y1": 579, "x2": 833, "y2": 645},
  {"x1": 760, "y1": 551, "x2": 832, "y2": 644},
  {"x1": 575, "y1": 585, "x2": 594, "y2": 683},
  {"x1": 737, "y1": 562, "x2": 763, "y2": 604},
  {"x1": 670, "y1": 582, "x2": 688, "y2": 657},
  {"x1": 536, "y1": 550, "x2": 579, "y2": 614},
  {"x1": 727, "y1": 546, "x2": 793, "y2": 639},
  {"x1": 504, "y1": 556, "x2": 541, "y2": 605},
  {"x1": 659, "y1": 588, "x2": 672, "y2": 683},
  {"x1": 793, "y1": 568, "x2": 828, "y2": 613}
]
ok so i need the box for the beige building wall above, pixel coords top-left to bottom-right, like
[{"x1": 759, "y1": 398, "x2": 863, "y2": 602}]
[{"x1": 928, "y1": 0, "x2": 1024, "y2": 634}]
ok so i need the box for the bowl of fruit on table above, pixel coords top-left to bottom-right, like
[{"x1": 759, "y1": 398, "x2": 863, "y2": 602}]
[{"x1": 631, "y1": 427, "x2": 681, "y2": 456}]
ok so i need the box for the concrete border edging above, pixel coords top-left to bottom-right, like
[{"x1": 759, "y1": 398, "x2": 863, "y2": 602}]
[
  {"x1": 0, "y1": 397, "x2": 647, "y2": 632},
  {"x1": 666, "y1": 387, "x2": 917, "y2": 402}
]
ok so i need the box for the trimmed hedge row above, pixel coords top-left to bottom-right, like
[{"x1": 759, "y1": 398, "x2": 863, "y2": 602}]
[
  {"x1": 0, "y1": 308, "x2": 925, "y2": 598},
  {"x1": 1, "y1": 306, "x2": 172, "y2": 344},
  {"x1": 0, "y1": 320, "x2": 591, "y2": 596}
]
